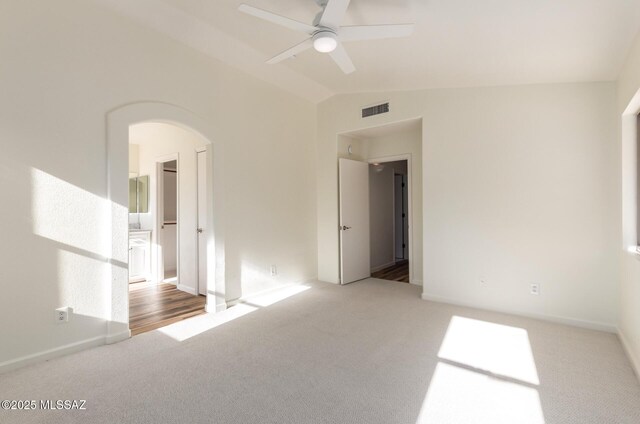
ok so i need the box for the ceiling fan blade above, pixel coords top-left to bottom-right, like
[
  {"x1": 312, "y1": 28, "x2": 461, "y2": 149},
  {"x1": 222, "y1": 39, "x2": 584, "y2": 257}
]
[
  {"x1": 329, "y1": 43, "x2": 355, "y2": 74},
  {"x1": 239, "y1": 4, "x2": 317, "y2": 34},
  {"x1": 266, "y1": 38, "x2": 314, "y2": 64},
  {"x1": 339, "y1": 24, "x2": 414, "y2": 42},
  {"x1": 319, "y1": 0, "x2": 351, "y2": 29}
]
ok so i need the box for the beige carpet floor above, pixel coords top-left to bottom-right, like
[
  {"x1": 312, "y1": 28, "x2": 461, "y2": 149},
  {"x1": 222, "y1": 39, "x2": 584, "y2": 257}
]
[{"x1": 1, "y1": 279, "x2": 639, "y2": 423}]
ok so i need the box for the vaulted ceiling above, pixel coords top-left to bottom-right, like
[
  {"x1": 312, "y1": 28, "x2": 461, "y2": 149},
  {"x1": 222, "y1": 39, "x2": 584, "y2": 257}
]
[{"x1": 99, "y1": 0, "x2": 640, "y2": 103}]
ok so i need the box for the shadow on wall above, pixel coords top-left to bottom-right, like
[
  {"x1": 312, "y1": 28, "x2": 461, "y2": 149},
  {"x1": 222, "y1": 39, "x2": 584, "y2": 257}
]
[
  {"x1": 31, "y1": 167, "x2": 124, "y2": 324},
  {"x1": 0, "y1": 159, "x2": 126, "y2": 367}
]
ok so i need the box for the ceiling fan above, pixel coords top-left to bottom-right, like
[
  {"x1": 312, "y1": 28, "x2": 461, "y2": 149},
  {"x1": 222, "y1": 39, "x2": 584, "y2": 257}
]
[{"x1": 238, "y1": 0, "x2": 414, "y2": 74}]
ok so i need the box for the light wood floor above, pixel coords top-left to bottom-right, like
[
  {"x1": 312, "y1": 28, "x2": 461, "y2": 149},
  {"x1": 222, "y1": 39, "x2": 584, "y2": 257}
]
[
  {"x1": 371, "y1": 260, "x2": 409, "y2": 283},
  {"x1": 129, "y1": 283, "x2": 206, "y2": 336}
]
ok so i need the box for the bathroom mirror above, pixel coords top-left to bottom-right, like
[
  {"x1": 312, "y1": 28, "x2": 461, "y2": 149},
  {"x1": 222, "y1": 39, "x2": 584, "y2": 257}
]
[{"x1": 129, "y1": 175, "x2": 149, "y2": 213}]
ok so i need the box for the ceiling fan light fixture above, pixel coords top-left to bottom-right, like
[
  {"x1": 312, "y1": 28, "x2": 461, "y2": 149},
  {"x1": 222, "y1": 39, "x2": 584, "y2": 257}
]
[{"x1": 313, "y1": 31, "x2": 337, "y2": 53}]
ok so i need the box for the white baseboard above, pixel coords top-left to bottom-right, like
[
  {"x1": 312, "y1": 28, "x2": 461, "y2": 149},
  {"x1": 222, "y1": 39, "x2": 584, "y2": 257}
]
[
  {"x1": 371, "y1": 261, "x2": 396, "y2": 273},
  {"x1": 421, "y1": 292, "x2": 616, "y2": 333},
  {"x1": 618, "y1": 328, "x2": 640, "y2": 379},
  {"x1": 234, "y1": 279, "x2": 316, "y2": 304},
  {"x1": 225, "y1": 298, "x2": 240, "y2": 308},
  {"x1": 203, "y1": 277, "x2": 319, "y2": 313},
  {"x1": 205, "y1": 302, "x2": 228, "y2": 313},
  {"x1": 177, "y1": 284, "x2": 197, "y2": 295},
  {"x1": 0, "y1": 335, "x2": 107, "y2": 375},
  {"x1": 106, "y1": 329, "x2": 131, "y2": 344}
]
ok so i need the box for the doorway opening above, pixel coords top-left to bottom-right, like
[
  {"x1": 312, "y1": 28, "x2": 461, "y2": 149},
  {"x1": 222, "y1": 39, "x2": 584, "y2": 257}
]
[
  {"x1": 369, "y1": 160, "x2": 410, "y2": 283},
  {"x1": 336, "y1": 118, "x2": 422, "y2": 286},
  {"x1": 106, "y1": 102, "x2": 226, "y2": 344},
  {"x1": 127, "y1": 122, "x2": 208, "y2": 336}
]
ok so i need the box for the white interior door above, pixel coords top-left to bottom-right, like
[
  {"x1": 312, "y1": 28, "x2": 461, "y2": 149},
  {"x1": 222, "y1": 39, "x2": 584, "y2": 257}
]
[
  {"x1": 197, "y1": 150, "x2": 207, "y2": 296},
  {"x1": 339, "y1": 158, "x2": 370, "y2": 284}
]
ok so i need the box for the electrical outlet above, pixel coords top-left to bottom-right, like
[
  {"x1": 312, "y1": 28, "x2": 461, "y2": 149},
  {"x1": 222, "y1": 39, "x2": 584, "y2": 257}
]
[
  {"x1": 530, "y1": 283, "x2": 540, "y2": 295},
  {"x1": 55, "y1": 306, "x2": 72, "y2": 324},
  {"x1": 270, "y1": 265, "x2": 277, "y2": 277}
]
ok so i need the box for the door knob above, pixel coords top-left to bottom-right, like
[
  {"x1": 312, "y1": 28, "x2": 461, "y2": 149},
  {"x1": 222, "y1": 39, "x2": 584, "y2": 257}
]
[
  {"x1": 341, "y1": 225, "x2": 352, "y2": 231},
  {"x1": 197, "y1": 228, "x2": 203, "y2": 233}
]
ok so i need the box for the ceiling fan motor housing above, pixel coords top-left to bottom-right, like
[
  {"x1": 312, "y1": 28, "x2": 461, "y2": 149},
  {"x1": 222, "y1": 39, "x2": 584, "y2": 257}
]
[{"x1": 313, "y1": 30, "x2": 338, "y2": 53}]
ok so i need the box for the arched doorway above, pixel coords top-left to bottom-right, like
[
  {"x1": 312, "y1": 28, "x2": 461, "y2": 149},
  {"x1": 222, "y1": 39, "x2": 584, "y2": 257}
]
[{"x1": 105, "y1": 102, "x2": 226, "y2": 342}]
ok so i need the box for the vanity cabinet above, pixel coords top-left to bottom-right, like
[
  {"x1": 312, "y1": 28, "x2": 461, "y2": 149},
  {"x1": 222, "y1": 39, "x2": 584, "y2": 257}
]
[{"x1": 129, "y1": 230, "x2": 152, "y2": 283}]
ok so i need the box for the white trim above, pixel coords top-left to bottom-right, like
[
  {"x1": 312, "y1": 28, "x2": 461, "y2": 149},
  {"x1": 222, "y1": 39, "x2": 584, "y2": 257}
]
[
  {"x1": 225, "y1": 298, "x2": 240, "y2": 308},
  {"x1": 618, "y1": 328, "x2": 640, "y2": 379},
  {"x1": 105, "y1": 329, "x2": 132, "y2": 344},
  {"x1": 206, "y1": 301, "x2": 228, "y2": 313},
  {"x1": 391, "y1": 172, "x2": 396, "y2": 267},
  {"x1": 228, "y1": 279, "x2": 318, "y2": 307},
  {"x1": 232, "y1": 281, "x2": 313, "y2": 306},
  {"x1": 0, "y1": 335, "x2": 108, "y2": 375},
  {"x1": 421, "y1": 292, "x2": 616, "y2": 333},
  {"x1": 370, "y1": 261, "x2": 396, "y2": 273},
  {"x1": 177, "y1": 284, "x2": 197, "y2": 295},
  {"x1": 368, "y1": 154, "x2": 414, "y2": 284},
  {"x1": 410, "y1": 279, "x2": 422, "y2": 286},
  {"x1": 622, "y1": 89, "x2": 640, "y2": 251}
]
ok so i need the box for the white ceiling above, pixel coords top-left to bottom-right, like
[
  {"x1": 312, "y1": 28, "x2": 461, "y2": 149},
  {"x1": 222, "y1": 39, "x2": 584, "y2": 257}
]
[{"x1": 100, "y1": 0, "x2": 640, "y2": 103}]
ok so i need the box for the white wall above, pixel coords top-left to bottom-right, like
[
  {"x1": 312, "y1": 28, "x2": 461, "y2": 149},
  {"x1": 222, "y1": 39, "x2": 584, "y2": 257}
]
[
  {"x1": 129, "y1": 144, "x2": 139, "y2": 175},
  {"x1": 317, "y1": 82, "x2": 619, "y2": 330},
  {"x1": 617, "y1": 30, "x2": 640, "y2": 373},
  {"x1": 369, "y1": 165, "x2": 395, "y2": 271},
  {"x1": 0, "y1": 0, "x2": 317, "y2": 371}
]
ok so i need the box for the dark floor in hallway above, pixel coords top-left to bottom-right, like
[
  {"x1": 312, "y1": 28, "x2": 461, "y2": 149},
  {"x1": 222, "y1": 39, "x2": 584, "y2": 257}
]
[{"x1": 371, "y1": 260, "x2": 409, "y2": 283}]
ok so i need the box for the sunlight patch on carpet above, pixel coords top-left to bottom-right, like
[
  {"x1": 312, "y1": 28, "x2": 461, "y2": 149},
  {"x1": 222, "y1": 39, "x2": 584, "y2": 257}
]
[
  {"x1": 158, "y1": 284, "x2": 310, "y2": 341},
  {"x1": 416, "y1": 362, "x2": 545, "y2": 424},
  {"x1": 438, "y1": 316, "x2": 540, "y2": 385}
]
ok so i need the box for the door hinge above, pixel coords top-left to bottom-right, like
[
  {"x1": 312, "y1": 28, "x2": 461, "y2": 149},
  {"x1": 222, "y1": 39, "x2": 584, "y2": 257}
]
[
  {"x1": 402, "y1": 213, "x2": 406, "y2": 218},
  {"x1": 402, "y1": 183, "x2": 405, "y2": 188},
  {"x1": 402, "y1": 243, "x2": 406, "y2": 248}
]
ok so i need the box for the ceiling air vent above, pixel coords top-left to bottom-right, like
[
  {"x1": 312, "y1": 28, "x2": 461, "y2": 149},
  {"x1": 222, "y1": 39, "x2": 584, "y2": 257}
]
[{"x1": 362, "y1": 102, "x2": 390, "y2": 118}]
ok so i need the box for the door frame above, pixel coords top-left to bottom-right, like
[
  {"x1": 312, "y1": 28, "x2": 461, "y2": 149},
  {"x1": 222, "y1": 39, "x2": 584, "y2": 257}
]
[
  {"x1": 393, "y1": 173, "x2": 408, "y2": 261},
  {"x1": 155, "y1": 153, "x2": 180, "y2": 287},
  {"x1": 367, "y1": 154, "x2": 414, "y2": 284}
]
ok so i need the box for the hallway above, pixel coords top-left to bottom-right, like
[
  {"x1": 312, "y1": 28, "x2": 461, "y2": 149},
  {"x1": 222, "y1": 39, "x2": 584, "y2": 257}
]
[{"x1": 371, "y1": 260, "x2": 409, "y2": 283}]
